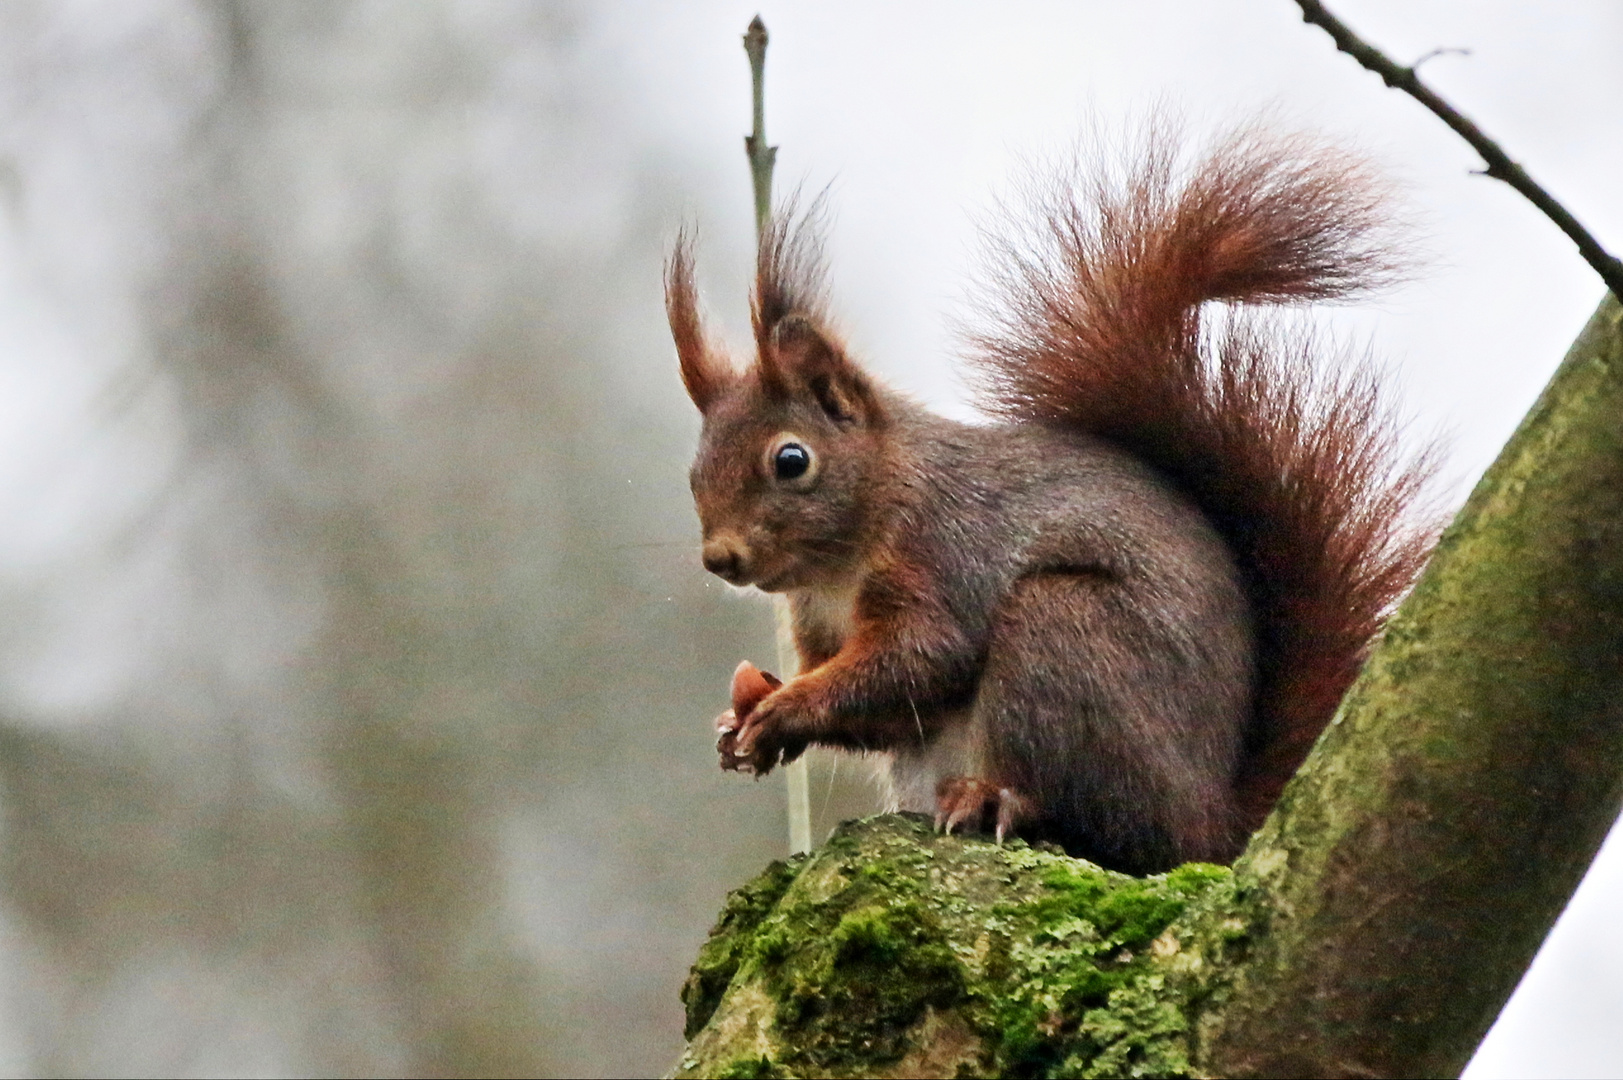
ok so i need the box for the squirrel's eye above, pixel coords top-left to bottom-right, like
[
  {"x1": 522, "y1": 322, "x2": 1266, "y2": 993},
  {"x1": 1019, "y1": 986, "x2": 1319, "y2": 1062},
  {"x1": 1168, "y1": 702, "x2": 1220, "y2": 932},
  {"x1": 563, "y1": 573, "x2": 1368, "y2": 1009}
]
[{"x1": 773, "y1": 442, "x2": 812, "y2": 481}]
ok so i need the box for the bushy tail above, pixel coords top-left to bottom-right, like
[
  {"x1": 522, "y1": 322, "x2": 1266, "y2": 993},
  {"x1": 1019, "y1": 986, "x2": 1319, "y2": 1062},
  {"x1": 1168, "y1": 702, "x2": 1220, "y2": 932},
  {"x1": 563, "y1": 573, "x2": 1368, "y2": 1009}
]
[{"x1": 970, "y1": 122, "x2": 1438, "y2": 831}]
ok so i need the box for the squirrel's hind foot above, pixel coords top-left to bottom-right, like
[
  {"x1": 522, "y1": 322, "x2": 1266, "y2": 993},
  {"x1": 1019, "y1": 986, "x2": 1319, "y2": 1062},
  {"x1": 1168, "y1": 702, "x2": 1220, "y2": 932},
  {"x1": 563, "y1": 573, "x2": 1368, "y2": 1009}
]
[{"x1": 935, "y1": 776, "x2": 1034, "y2": 843}]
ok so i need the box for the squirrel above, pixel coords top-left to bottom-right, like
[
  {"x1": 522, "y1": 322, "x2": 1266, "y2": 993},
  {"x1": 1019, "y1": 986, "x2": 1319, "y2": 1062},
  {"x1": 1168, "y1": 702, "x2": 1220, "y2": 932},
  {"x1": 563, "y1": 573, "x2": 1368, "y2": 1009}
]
[{"x1": 667, "y1": 125, "x2": 1436, "y2": 875}]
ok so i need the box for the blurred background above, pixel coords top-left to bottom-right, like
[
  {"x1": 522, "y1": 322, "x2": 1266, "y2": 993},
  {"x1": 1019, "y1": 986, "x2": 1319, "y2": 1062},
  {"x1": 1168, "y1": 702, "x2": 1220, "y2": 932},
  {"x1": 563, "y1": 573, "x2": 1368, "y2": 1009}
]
[{"x1": 0, "y1": 1, "x2": 1614, "y2": 1076}]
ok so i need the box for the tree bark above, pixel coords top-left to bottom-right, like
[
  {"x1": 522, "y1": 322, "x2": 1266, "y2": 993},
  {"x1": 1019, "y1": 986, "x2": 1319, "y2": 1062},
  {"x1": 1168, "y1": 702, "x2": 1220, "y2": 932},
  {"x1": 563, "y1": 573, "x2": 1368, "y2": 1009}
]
[
  {"x1": 1202, "y1": 291, "x2": 1623, "y2": 1073},
  {"x1": 673, "y1": 295, "x2": 1623, "y2": 1079}
]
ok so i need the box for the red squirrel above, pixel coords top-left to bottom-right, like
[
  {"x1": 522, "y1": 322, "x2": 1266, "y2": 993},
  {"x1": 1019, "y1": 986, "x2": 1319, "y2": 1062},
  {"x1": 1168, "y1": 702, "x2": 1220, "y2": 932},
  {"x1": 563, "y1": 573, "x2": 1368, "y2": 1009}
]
[{"x1": 668, "y1": 127, "x2": 1435, "y2": 875}]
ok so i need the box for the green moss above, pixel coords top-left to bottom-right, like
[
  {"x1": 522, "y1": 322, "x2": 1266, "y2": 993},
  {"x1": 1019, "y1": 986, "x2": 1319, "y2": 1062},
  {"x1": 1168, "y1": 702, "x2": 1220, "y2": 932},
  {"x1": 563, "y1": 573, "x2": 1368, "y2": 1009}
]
[
  {"x1": 710, "y1": 1055, "x2": 787, "y2": 1079},
  {"x1": 760, "y1": 864, "x2": 966, "y2": 1072},
  {"x1": 971, "y1": 861, "x2": 1222, "y2": 1077},
  {"x1": 681, "y1": 856, "x2": 807, "y2": 1038},
  {"x1": 674, "y1": 816, "x2": 1242, "y2": 1079},
  {"x1": 1067, "y1": 976, "x2": 1190, "y2": 1079}
]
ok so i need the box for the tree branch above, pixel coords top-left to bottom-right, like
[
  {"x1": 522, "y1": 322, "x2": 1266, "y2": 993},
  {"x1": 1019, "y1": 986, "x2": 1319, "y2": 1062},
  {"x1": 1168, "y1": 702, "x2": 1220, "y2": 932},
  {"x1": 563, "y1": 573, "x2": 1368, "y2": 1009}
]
[
  {"x1": 743, "y1": 16, "x2": 777, "y2": 243},
  {"x1": 740, "y1": 15, "x2": 812, "y2": 856},
  {"x1": 1202, "y1": 294, "x2": 1623, "y2": 1076},
  {"x1": 1294, "y1": 0, "x2": 1623, "y2": 299}
]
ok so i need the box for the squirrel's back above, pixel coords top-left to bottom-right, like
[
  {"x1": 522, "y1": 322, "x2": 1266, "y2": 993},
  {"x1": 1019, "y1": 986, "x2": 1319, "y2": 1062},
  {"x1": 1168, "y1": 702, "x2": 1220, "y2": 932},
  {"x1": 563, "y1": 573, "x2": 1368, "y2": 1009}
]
[
  {"x1": 878, "y1": 414, "x2": 1258, "y2": 864},
  {"x1": 969, "y1": 121, "x2": 1437, "y2": 831}
]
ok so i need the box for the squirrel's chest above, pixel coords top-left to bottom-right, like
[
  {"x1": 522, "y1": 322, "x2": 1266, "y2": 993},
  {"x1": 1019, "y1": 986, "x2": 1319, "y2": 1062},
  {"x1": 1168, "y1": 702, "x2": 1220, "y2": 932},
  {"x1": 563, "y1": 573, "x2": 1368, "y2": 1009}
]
[{"x1": 791, "y1": 579, "x2": 863, "y2": 658}]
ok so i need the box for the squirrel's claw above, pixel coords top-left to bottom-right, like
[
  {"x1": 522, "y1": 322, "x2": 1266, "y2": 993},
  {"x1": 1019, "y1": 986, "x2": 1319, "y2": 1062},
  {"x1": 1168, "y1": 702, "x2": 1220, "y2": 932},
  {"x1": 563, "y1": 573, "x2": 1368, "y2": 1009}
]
[
  {"x1": 715, "y1": 661, "x2": 785, "y2": 774},
  {"x1": 714, "y1": 709, "x2": 742, "y2": 770},
  {"x1": 716, "y1": 714, "x2": 770, "y2": 775},
  {"x1": 939, "y1": 795, "x2": 979, "y2": 836},
  {"x1": 718, "y1": 707, "x2": 777, "y2": 776},
  {"x1": 936, "y1": 776, "x2": 1034, "y2": 844}
]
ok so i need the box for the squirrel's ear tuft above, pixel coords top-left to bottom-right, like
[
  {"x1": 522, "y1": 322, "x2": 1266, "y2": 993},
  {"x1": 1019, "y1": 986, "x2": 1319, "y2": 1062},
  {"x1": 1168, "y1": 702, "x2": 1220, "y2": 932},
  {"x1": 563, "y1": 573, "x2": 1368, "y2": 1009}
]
[
  {"x1": 666, "y1": 233, "x2": 729, "y2": 413},
  {"x1": 765, "y1": 315, "x2": 884, "y2": 426}
]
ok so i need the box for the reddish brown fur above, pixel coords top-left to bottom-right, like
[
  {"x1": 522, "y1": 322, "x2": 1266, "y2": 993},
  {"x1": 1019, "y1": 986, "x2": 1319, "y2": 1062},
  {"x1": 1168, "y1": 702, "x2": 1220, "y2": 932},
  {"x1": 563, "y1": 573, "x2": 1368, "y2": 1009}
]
[
  {"x1": 666, "y1": 231, "x2": 724, "y2": 412},
  {"x1": 668, "y1": 123, "x2": 1437, "y2": 869},
  {"x1": 752, "y1": 196, "x2": 834, "y2": 346},
  {"x1": 970, "y1": 124, "x2": 1436, "y2": 828}
]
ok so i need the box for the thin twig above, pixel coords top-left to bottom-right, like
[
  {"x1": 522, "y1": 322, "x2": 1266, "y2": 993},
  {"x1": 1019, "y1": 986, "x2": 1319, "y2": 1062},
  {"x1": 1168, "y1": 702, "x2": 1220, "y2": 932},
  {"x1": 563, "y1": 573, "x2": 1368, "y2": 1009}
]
[
  {"x1": 1295, "y1": 0, "x2": 1623, "y2": 298},
  {"x1": 1409, "y1": 46, "x2": 1470, "y2": 72},
  {"x1": 741, "y1": 15, "x2": 812, "y2": 856},
  {"x1": 743, "y1": 16, "x2": 777, "y2": 243}
]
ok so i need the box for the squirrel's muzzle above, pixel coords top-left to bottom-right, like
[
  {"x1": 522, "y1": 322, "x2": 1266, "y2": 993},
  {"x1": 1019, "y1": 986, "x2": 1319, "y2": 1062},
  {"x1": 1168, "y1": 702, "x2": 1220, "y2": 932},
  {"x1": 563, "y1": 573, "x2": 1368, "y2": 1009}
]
[{"x1": 701, "y1": 537, "x2": 751, "y2": 584}]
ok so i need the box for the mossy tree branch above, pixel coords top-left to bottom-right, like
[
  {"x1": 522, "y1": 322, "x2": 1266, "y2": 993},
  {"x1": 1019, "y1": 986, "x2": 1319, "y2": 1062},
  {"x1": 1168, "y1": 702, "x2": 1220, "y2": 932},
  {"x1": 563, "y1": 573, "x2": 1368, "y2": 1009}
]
[
  {"x1": 1201, "y1": 293, "x2": 1623, "y2": 1077},
  {"x1": 675, "y1": 297, "x2": 1623, "y2": 1078}
]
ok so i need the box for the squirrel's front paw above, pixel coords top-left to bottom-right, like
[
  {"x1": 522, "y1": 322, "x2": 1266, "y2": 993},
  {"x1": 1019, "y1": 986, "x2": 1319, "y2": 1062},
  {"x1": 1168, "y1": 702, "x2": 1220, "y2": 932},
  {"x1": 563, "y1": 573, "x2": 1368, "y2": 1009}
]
[
  {"x1": 716, "y1": 661, "x2": 800, "y2": 775},
  {"x1": 724, "y1": 697, "x2": 808, "y2": 776},
  {"x1": 715, "y1": 708, "x2": 748, "y2": 770},
  {"x1": 717, "y1": 706, "x2": 776, "y2": 774},
  {"x1": 716, "y1": 708, "x2": 789, "y2": 775}
]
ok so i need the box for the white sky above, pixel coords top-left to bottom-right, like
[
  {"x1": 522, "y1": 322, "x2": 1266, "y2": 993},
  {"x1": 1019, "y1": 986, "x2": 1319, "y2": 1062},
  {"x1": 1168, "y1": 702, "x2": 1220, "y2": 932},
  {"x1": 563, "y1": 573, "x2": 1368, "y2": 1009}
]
[{"x1": 608, "y1": 2, "x2": 1623, "y2": 1075}]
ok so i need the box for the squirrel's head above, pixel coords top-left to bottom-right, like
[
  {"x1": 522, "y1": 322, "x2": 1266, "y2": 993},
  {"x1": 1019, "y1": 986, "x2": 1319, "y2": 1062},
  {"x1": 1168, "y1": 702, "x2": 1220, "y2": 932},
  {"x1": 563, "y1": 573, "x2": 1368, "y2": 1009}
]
[{"x1": 667, "y1": 232, "x2": 889, "y2": 593}]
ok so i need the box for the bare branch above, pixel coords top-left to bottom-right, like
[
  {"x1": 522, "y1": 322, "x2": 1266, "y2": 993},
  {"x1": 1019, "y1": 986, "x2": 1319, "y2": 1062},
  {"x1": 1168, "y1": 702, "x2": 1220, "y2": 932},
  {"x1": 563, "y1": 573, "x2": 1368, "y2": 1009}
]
[
  {"x1": 1409, "y1": 46, "x2": 1470, "y2": 71},
  {"x1": 743, "y1": 16, "x2": 778, "y2": 243},
  {"x1": 1295, "y1": 0, "x2": 1623, "y2": 298},
  {"x1": 740, "y1": 15, "x2": 812, "y2": 856}
]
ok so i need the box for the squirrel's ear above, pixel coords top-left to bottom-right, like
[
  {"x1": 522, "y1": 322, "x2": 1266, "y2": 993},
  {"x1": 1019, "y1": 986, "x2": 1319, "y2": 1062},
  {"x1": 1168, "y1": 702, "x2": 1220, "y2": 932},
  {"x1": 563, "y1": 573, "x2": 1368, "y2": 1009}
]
[
  {"x1": 666, "y1": 235, "x2": 729, "y2": 413},
  {"x1": 764, "y1": 315, "x2": 885, "y2": 426}
]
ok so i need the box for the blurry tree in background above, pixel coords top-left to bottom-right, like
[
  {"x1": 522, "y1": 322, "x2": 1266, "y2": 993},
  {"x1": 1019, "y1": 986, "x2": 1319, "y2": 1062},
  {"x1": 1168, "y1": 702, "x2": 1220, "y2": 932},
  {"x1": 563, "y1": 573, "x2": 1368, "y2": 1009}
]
[{"x1": 0, "y1": 3, "x2": 879, "y2": 1075}]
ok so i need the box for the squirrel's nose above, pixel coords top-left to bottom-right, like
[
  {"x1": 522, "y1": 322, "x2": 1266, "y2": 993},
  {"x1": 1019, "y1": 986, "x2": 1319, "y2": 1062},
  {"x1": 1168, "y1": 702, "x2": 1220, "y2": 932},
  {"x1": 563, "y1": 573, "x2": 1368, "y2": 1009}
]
[{"x1": 702, "y1": 538, "x2": 750, "y2": 583}]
